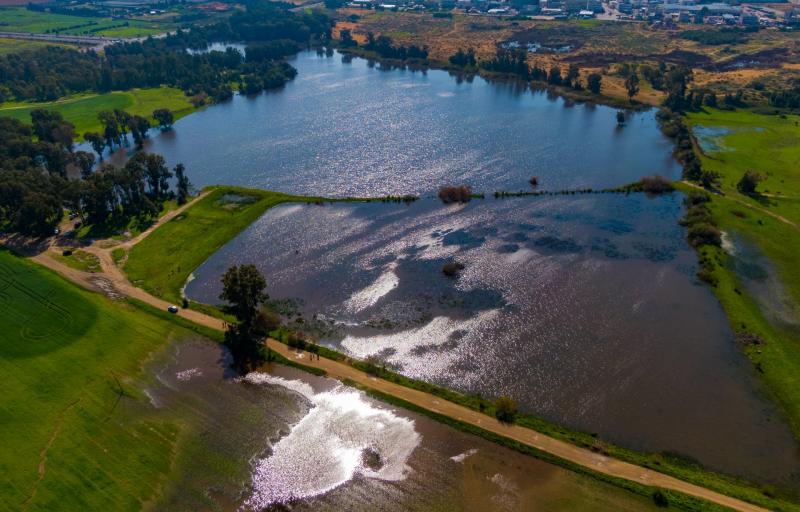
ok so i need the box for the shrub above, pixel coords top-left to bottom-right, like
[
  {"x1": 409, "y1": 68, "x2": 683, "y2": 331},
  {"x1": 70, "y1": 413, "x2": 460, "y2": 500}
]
[
  {"x1": 639, "y1": 175, "x2": 674, "y2": 194},
  {"x1": 442, "y1": 261, "x2": 465, "y2": 277},
  {"x1": 494, "y1": 395, "x2": 517, "y2": 423},
  {"x1": 652, "y1": 490, "x2": 669, "y2": 507},
  {"x1": 687, "y1": 222, "x2": 721, "y2": 247},
  {"x1": 255, "y1": 307, "x2": 282, "y2": 334},
  {"x1": 438, "y1": 185, "x2": 472, "y2": 204}
]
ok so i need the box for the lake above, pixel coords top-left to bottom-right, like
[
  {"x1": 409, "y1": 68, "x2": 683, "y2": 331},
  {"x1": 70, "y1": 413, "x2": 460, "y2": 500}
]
[{"x1": 121, "y1": 50, "x2": 799, "y2": 492}]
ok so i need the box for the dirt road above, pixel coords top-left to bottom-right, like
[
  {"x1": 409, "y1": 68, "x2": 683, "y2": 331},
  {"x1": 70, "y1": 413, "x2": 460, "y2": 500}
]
[{"x1": 26, "y1": 196, "x2": 770, "y2": 512}]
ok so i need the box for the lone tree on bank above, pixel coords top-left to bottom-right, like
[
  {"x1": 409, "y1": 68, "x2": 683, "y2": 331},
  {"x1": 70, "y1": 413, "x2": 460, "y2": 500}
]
[
  {"x1": 737, "y1": 170, "x2": 763, "y2": 196},
  {"x1": 494, "y1": 395, "x2": 518, "y2": 423},
  {"x1": 586, "y1": 73, "x2": 602, "y2": 95},
  {"x1": 220, "y1": 264, "x2": 268, "y2": 371},
  {"x1": 624, "y1": 72, "x2": 640, "y2": 102}
]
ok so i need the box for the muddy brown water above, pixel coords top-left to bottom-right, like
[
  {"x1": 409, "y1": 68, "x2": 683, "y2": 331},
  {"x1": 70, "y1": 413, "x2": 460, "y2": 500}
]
[{"x1": 144, "y1": 338, "x2": 660, "y2": 511}]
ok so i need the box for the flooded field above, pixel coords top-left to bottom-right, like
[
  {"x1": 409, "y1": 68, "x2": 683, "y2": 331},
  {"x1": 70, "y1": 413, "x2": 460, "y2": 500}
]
[
  {"x1": 103, "y1": 49, "x2": 799, "y2": 492},
  {"x1": 186, "y1": 195, "x2": 800, "y2": 487},
  {"x1": 147, "y1": 339, "x2": 660, "y2": 511}
]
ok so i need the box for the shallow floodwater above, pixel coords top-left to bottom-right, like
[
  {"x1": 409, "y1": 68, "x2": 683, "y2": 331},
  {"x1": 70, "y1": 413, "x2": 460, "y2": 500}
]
[
  {"x1": 106, "y1": 50, "x2": 679, "y2": 195},
  {"x1": 187, "y1": 195, "x2": 800, "y2": 487},
  {"x1": 118, "y1": 50, "x2": 798, "y2": 488},
  {"x1": 149, "y1": 339, "x2": 659, "y2": 511}
]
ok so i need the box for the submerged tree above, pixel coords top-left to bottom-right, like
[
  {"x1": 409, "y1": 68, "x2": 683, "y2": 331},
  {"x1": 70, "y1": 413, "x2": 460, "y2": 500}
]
[{"x1": 152, "y1": 108, "x2": 174, "y2": 131}]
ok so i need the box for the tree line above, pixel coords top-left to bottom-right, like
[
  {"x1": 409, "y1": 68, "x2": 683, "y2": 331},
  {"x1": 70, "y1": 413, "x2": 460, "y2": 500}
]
[
  {"x1": 0, "y1": 2, "x2": 333, "y2": 103},
  {"x1": 0, "y1": 110, "x2": 189, "y2": 237}
]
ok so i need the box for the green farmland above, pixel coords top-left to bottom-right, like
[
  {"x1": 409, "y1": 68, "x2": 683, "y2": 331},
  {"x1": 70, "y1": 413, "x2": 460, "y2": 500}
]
[
  {"x1": 0, "y1": 7, "x2": 171, "y2": 37},
  {"x1": 0, "y1": 249, "x2": 195, "y2": 511},
  {"x1": 0, "y1": 87, "x2": 197, "y2": 138}
]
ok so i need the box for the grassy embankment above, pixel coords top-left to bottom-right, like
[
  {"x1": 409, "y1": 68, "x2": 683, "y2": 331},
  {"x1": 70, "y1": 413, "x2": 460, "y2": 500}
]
[
  {"x1": 0, "y1": 249, "x2": 193, "y2": 511},
  {"x1": 0, "y1": 6, "x2": 172, "y2": 37},
  {"x1": 125, "y1": 183, "x2": 799, "y2": 510},
  {"x1": 123, "y1": 186, "x2": 415, "y2": 306},
  {"x1": 684, "y1": 108, "x2": 800, "y2": 437},
  {"x1": 124, "y1": 187, "x2": 326, "y2": 305},
  {"x1": 0, "y1": 87, "x2": 197, "y2": 137}
]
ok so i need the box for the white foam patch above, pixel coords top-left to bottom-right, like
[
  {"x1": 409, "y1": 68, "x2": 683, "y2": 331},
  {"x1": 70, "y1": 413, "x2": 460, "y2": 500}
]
[
  {"x1": 720, "y1": 231, "x2": 736, "y2": 255},
  {"x1": 437, "y1": 91, "x2": 456, "y2": 98},
  {"x1": 341, "y1": 311, "x2": 498, "y2": 364},
  {"x1": 450, "y1": 448, "x2": 478, "y2": 463},
  {"x1": 267, "y1": 204, "x2": 305, "y2": 220},
  {"x1": 175, "y1": 368, "x2": 202, "y2": 381},
  {"x1": 243, "y1": 374, "x2": 421, "y2": 508},
  {"x1": 342, "y1": 264, "x2": 399, "y2": 313}
]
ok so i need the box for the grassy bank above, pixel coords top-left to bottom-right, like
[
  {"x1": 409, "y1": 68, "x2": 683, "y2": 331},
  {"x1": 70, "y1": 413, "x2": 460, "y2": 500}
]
[
  {"x1": 0, "y1": 87, "x2": 197, "y2": 137},
  {"x1": 683, "y1": 109, "x2": 800, "y2": 437},
  {"x1": 124, "y1": 186, "x2": 324, "y2": 304},
  {"x1": 0, "y1": 249, "x2": 195, "y2": 511}
]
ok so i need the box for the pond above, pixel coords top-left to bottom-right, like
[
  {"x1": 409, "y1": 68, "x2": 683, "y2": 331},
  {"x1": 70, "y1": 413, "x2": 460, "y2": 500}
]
[{"x1": 106, "y1": 49, "x2": 680, "y2": 195}]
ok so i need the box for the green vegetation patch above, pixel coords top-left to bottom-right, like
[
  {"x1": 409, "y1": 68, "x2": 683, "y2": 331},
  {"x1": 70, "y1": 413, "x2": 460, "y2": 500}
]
[
  {"x1": 683, "y1": 111, "x2": 800, "y2": 443},
  {"x1": 0, "y1": 87, "x2": 197, "y2": 138},
  {"x1": 52, "y1": 249, "x2": 101, "y2": 273},
  {"x1": 124, "y1": 186, "x2": 322, "y2": 304},
  {"x1": 0, "y1": 249, "x2": 200, "y2": 511}
]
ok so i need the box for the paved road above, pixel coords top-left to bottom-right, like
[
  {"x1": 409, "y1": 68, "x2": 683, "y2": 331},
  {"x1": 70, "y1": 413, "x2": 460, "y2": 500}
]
[{"x1": 26, "y1": 195, "x2": 770, "y2": 512}]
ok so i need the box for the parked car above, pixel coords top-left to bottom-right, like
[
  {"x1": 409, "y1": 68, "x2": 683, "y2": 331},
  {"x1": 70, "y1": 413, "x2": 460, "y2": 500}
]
[
  {"x1": 62, "y1": 249, "x2": 73, "y2": 256},
  {"x1": 167, "y1": 305, "x2": 179, "y2": 314}
]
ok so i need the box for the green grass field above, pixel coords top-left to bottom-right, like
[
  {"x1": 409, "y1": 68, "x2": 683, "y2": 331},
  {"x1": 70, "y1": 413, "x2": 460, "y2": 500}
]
[
  {"x1": 0, "y1": 87, "x2": 197, "y2": 138},
  {"x1": 0, "y1": 249, "x2": 198, "y2": 511},
  {"x1": 125, "y1": 187, "x2": 321, "y2": 304},
  {"x1": 684, "y1": 109, "x2": 800, "y2": 440},
  {"x1": 0, "y1": 7, "x2": 171, "y2": 37}
]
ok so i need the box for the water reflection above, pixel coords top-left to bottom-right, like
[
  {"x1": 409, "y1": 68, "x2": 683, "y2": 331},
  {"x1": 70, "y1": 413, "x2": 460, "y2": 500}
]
[
  {"x1": 187, "y1": 195, "x2": 800, "y2": 487},
  {"x1": 101, "y1": 50, "x2": 679, "y2": 197}
]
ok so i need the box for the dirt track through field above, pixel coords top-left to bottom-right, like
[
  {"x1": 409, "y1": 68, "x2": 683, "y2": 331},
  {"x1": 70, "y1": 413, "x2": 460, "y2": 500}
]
[{"x1": 25, "y1": 194, "x2": 770, "y2": 512}]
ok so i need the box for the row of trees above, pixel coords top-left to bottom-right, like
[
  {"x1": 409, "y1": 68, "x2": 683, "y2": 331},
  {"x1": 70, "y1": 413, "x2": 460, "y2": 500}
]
[
  {"x1": 472, "y1": 48, "x2": 604, "y2": 95},
  {"x1": 362, "y1": 32, "x2": 429, "y2": 61}
]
